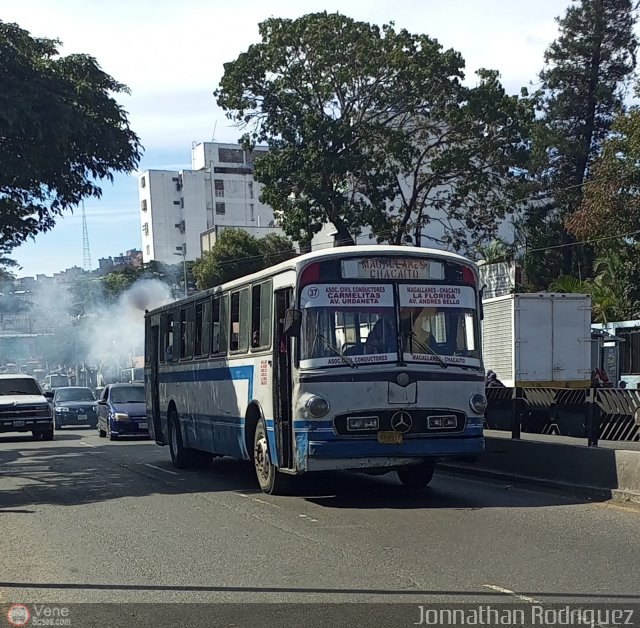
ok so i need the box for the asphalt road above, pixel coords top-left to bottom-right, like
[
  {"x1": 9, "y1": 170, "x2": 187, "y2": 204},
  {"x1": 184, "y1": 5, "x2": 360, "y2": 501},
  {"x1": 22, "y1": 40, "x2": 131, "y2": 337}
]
[{"x1": 1, "y1": 429, "x2": 639, "y2": 625}]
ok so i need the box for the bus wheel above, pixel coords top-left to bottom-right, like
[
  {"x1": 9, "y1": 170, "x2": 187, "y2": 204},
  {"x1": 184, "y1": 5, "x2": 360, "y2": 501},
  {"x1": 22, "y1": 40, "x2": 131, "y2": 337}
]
[
  {"x1": 253, "y1": 419, "x2": 287, "y2": 495},
  {"x1": 397, "y1": 461, "x2": 435, "y2": 488},
  {"x1": 168, "y1": 413, "x2": 190, "y2": 469}
]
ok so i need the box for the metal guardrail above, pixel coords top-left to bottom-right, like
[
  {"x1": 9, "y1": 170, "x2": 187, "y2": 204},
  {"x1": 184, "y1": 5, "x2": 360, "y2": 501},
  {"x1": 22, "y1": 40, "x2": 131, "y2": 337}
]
[{"x1": 485, "y1": 387, "x2": 640, "y2": 447}]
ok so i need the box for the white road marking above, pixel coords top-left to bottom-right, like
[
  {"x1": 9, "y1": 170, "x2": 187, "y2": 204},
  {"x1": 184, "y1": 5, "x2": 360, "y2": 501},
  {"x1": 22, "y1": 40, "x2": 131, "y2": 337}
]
[
  {"x1": 144, "y1": 463, "x2": 178, "y2": 476},
  {"x1": 79, "y1": 441, "x2": 97, "y2": 448},
  {"x1": 483, "y1": 584, "x2": 541, "y2": 604}
]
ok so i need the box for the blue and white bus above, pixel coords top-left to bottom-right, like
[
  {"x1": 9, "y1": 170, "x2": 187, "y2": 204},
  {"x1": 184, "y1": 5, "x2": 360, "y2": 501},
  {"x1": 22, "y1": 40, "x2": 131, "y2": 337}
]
[{"x1": 144, "y1": 245, "x2": 486, "y2": 494}]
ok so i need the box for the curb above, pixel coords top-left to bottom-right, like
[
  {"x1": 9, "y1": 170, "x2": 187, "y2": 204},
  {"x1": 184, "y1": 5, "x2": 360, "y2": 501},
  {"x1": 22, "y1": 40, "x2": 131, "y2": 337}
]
[{"x1": 437, "y1": 462, "x2": 613, "y2": 501}]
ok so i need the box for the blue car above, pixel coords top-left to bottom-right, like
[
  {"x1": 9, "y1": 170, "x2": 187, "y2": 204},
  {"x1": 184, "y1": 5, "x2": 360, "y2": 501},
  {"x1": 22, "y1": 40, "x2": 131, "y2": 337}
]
[
  {"x1": 96, "y1": 383, "x2": 148, "y2": 440},
  {"x1": 53, "y1": 387, "x2": 98, "y2": 429}
]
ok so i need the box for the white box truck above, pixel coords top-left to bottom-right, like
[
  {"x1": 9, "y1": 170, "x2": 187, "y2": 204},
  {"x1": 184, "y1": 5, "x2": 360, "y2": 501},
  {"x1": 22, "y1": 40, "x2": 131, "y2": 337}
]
[{"x1": 482, "y1": 293, "x2": 592, "y2": 388}]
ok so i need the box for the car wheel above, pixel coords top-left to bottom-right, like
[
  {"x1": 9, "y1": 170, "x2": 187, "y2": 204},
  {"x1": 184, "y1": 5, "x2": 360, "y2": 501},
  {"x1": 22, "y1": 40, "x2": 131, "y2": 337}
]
[
  {"x1": 253, "y1": 419, "x2": 289, "y2": 495},
  {"x1": 98, "y1": 428, "x2": 106, "y2": 438},
  {"x1": 109, "y1": 431, "x2": 119, "y2": 441},
  {"x1": 32, "y1": 430, "x2": 42, "y2": 440},
  {"x1": 54, "y1": 422, "x2": 61, "y2": 430},
  {"x1": 397, "y1": 461, "x2": 435, "y2": 488}
]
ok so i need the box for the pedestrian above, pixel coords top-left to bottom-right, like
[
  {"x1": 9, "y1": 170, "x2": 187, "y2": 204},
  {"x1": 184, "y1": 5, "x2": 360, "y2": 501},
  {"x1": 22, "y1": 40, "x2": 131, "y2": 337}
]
[{"x1": 485, "y1": 370, "x2": 505, "y2": 388}]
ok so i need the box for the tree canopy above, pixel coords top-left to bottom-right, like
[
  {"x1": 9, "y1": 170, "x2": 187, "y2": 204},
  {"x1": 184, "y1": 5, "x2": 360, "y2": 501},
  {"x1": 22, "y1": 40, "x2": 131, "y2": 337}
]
[
  {"x1": 0, "y1": 21, "x2": 142, "y2": 263},
  {"x1": 216, "y1": 12, "x2": 531, "y2": 252},
  {"x1": 192, "y1": 229, "x2": 296, "y2": 290},
  {"x1": 520, "y1": 0, "x2": 638, "y2": 288}
]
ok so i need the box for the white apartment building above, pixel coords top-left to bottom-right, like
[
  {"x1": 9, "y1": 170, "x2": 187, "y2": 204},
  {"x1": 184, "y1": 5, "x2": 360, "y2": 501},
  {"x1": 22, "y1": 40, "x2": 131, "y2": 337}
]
[{"x1": 139, "y1": 142, "x2": 280, "y2": 265}]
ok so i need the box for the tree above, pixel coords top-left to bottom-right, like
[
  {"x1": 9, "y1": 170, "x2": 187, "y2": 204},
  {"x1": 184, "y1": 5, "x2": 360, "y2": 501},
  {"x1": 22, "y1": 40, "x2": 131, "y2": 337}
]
[
  {"x1": 0, "y1": 21, "x2": 141, "y2": 263},
  {"x1": 521, "y1": 0, "x2": 638, "y2": 287},
  {"x1": 216, "y1": 12, "x2": 531, "y2": 250},
  {"x1": 192, "y1": 229, "x2": 296, "y2": 290},
  {"x1": 568, "y1": 105, "x2": 640, "y2": 240}
]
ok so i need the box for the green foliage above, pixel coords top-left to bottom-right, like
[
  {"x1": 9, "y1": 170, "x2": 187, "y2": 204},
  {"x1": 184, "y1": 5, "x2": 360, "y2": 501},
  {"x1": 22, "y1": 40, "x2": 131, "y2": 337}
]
[
  {"x1": 568, "y1": 105, "x2": 640, "y2": 241},
  {"x1": 0, "y1": 21, "x2": 141, "y2": 264},
  {"x1": 548, "y1": 251, "x2": 640, "y2": 323},
  {"x1": 521, "y1": 0, "x2": 638, "y2": 286},
  {"x1": 216, "y1": 12, "x2": 531, "y2": 250},
  {"x1": 192, "y1": 229, "x2": 296, "y2": 290}
]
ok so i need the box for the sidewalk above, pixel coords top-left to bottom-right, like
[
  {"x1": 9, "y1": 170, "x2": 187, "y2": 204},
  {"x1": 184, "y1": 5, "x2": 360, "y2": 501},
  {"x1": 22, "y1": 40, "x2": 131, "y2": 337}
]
[{"x1": 440, "y1": 430, "x2": 640, "y2": 503}]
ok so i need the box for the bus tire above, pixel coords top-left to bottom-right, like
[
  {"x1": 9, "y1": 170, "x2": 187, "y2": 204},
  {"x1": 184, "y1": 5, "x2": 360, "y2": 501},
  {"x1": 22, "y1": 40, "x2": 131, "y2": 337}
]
[
  {"x1": 168, "y1": 412, "x2": 190, "y2": 469},
  {"x1": 397, "y1": 461, "x2": 435, "y2": 488},
  {"x1": 253, "y1": 419, "x2": 288, "y2": 495}
]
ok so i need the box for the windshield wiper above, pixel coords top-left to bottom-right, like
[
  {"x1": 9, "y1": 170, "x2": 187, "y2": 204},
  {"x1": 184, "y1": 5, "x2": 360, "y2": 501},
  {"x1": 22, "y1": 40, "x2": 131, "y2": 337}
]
[
  {"x1": 315, "y1": 333, "x2": 357, "y2": 369},
  {"x1": 404, "y1": 331, "x2": 448, "y2": 369}
]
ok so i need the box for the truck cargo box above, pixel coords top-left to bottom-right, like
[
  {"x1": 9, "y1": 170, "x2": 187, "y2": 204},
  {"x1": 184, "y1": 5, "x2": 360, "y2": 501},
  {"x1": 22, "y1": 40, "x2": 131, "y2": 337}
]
[{"x1": 482, "y1": 293, "x2": 592, "y2": 388}]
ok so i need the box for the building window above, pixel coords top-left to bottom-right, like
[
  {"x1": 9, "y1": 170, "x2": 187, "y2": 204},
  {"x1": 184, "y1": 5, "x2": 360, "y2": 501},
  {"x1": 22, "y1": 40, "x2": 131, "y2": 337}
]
[
  {"x1": 214, "y1": 179, "x2": 224, "y2": 198},
  {"x1": 249, "y1": 203, "x2": 255, "y2": 222},
  {"x1": 180, "y1": 197, "x2": 184, "y2": 209},
  {"x1": 140, "y1": 176, "x2": 146, "y2": 188},
  {"x1": 173, "y1": 201, "x2": 181, "y2": 206},
  {"x1": 216, "y1": 202, "x2": 226, "y2": 215},
  {"x1": 218, "y1": 147, "x2": 244, "y2": 164},
  {"x1": 146, "y1": 245, "x2": 150, "y2": 256},
  {"x1": 141, "y1": 199, "x2": 148, "y2": 212},
  {"x1": 142, "y1": 223, "x2": 149, "y2": 236},
  {"x1": 248, "y1": 181, "x2": 254, "y2": 199}
]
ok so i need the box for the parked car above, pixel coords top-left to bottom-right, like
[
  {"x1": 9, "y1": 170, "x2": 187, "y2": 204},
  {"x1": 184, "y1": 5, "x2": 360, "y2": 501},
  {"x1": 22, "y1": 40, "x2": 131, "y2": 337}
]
[
  {"x1": 0, "y1": 374, "x2": 54, "y2": 440},
  {"x1": 53, "y1": 387, "x2": 98, "y2": 430},
  {"x1": 97, "y1": 383, "x2": 148, "y2": 440}
]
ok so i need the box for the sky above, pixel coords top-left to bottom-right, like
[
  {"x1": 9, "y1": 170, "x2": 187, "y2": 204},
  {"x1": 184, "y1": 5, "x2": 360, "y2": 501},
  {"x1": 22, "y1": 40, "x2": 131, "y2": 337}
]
[{"x1": 4, "y1": 0, "x2": 574, "y2": 278}]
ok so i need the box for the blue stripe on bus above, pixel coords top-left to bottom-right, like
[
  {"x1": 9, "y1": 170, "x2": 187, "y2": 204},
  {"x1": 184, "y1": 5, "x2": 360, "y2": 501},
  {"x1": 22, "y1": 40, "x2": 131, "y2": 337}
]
[{"x1": 158, "y1": 365, "x2": 254, "y2": 404}]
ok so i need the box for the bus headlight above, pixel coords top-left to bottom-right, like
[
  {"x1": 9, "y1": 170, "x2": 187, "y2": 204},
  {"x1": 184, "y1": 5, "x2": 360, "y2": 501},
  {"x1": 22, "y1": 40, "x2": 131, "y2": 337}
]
[
  {"x1": 469, "y1": 393, "x2": 487, "y2": 414},
  {"x1": 305, "y1": 396, "x2": 330, "y2": 418}
]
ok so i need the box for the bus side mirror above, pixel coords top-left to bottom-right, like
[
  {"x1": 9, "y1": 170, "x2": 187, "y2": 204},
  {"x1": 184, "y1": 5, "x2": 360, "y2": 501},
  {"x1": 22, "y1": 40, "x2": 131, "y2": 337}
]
[{"x1": 283, "y1": 309, "x2": 302, "y2": 337}]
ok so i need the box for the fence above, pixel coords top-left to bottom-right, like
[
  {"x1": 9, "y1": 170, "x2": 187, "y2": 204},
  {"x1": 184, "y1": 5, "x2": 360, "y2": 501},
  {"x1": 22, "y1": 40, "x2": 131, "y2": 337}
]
[{"x1": 485, "y1": 387, "x2": 640, "y2": 447}]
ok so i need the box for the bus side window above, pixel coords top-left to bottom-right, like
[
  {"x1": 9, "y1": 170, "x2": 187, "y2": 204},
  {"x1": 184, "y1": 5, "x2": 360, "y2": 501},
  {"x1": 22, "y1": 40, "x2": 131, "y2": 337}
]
[
  {"x1": 212, "y1": 295, "x2": 229, "y2": 354},
  {"x1": 230, "y1": 289, "x2": 249, "y2": 353},
  {"x1": 165, "y1": 313, "x2": 175, "y2": 361},
  {"x1": 251, "y1": 280, "x2": 273, "y2": 349}
]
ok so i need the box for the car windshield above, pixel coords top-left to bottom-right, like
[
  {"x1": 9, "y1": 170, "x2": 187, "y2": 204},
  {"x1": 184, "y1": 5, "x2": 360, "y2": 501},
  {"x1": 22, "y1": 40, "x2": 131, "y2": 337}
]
[
  {"x1": 0, "y1": 378, "x2": 41, "y2": 396},
  {"x1": 299, "y1": 283, "x2": 397, "y2": 367},
  {"x1": 55, "y1": 388, "x2": 96, "y2": 402},
  {"x1": 398, "y1": 284, "x2": 480, "y2": 367},
  {"x1": 110, "y1": 386, "x2": 145, "y2": 403}
]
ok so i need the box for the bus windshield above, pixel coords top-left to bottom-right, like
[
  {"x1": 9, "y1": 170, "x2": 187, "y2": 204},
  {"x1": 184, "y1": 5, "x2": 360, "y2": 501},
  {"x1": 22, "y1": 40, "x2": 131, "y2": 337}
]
[
  {"x1": 399, "y1": 284, "x2": 480, "y2": 368},
  {"x1": 300, "y1": 283, "x2": 397, "y2": 367}
]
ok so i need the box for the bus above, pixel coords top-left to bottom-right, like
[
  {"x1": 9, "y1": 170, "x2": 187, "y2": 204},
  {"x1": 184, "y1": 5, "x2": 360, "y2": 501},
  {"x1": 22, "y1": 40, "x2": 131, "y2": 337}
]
[{"x1": 144, "y1": 245, "x2": 486, "y2": 494}]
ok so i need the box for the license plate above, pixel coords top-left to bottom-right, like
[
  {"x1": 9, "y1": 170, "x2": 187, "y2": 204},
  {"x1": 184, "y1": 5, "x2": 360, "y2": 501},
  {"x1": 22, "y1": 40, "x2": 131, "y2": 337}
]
[
  {"x1": 377, "y1": 431, "x2": 402, "y2": 445},
  {"x1": 138, "y1": 422, "x2": 148, "y2": 429},
  {"x1": 78, "y1": 415, "x2": 87, "y2": 421},
  {"x1": 13, "y1": 420, "x2": 25, "y2": 427}
]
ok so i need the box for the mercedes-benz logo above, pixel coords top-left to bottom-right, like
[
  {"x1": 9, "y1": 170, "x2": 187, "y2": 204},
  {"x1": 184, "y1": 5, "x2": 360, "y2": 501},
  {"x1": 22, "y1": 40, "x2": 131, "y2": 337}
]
[{"x1": 391, "y1": 411, "x2": 412, "y2": 433}]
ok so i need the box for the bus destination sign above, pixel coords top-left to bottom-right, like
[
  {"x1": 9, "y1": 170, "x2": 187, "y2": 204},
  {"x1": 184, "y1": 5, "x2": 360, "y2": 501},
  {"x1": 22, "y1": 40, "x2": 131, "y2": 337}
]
[{"x1": 342, "y1": 257, "x2": 444, "y2": 281}]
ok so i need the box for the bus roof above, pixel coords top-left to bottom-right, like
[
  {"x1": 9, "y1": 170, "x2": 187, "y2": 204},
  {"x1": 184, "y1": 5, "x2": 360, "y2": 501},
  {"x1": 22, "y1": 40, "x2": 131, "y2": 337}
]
[{"x1": 146, "y1": 244, "x2": 477, "y2": 316}]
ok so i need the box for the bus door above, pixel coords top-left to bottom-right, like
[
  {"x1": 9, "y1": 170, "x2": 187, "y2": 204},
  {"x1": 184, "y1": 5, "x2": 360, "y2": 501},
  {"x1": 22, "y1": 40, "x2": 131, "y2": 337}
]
[
  {"x1": 274, "y1": 288, "x2": 294, "y2": 469},
  {"x1": 150, "y1": 324, "x2": 163, "y2": 444}
]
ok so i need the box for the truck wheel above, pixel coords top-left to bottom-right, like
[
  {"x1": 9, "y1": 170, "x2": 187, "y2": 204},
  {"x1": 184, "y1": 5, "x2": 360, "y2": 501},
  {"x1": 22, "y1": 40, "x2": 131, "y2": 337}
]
[
  {"x1": 40, "y1": 428, "x2": 54, "y2": 441},
  {"x1": 397, "y1": 461, "x2": 435, "y2": 488},
  {"x1": 32, "y1": 430, "x2": 42, "y2": 440},
  {"x1": 253, "y1": 419, "x2": 289, "y2": 495},
  {"x1": 168, "y1": 412, "x2": 190, "y2": 469}
]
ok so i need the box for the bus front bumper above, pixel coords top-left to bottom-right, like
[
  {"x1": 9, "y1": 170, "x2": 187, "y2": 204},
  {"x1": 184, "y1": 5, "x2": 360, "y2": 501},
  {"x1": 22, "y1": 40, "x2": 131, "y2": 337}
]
[{"x1": 302, "y1": 436, "x2": 485, "y2": 472}]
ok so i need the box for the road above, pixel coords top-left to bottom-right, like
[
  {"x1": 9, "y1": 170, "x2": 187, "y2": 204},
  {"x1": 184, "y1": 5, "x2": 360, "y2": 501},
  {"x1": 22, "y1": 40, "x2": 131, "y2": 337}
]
[{"x1": 1, "y1": 429, "x2": 639, "y2": 625}]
